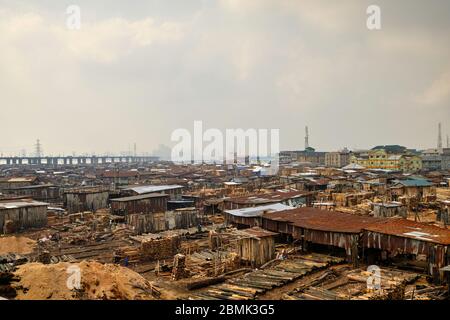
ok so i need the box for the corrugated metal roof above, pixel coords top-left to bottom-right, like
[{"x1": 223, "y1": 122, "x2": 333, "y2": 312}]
[
  {"x1": 225, "y1": 203, "x2": 294, "y2": 217},
  {"x1": 226, "y1": 190, "x2": 310, "y2": 205},
  {"x1": 124, "y1": 185, "x2": 183, "y2": 194},
  {"x1": 365, "y1": 219, "x2": 450, "y2": 245},
  {"x1": 394, "y1": 179, "x2": 433, "y2": 187},
  {"x1": 264, "y1": 208, "x2": 382, "y2": 233},
  {"x1": 263, "y1": 208, "x2": 450, "y2": 245},
  {"x1": 0, "y1": 200, "x2": 48, "y2": 210},
  {"x1": 110, "y1": 193, "x2": 169, "y2": 202}
]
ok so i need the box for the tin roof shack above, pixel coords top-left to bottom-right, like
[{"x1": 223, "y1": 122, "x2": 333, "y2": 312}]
[
  {"x1": 110, "y1": 193, "x2": 168, "y2": 216},
  {"x1": 363, "y1": 219, "x2": 450, "y2": 283},
  {"x1": 372, "y1": 202, "x2": 407, "y2": 218},
  {"x1": 331, "y1": 191, "x2": 374, "y2": 207},
  {"x1": 63, "y1": 187, "x2": 109, "y2": 213},
  {"x1": 362, "y1": 181, "x2": 387, "y2": 195},
  {"x1": 224, "y1": 190, "x2": 313, "y2": 210},
  {"x1": 120, "y1": 185, "x2": 183, "y2": 200},
  {"x1": 389, "y1": 179, "x2": 435, "y2": 202},
  {"x1": 0, "y1": 199, "x2": 48, "y2": 234},
  {"x1": 261, "y1": 208, "x2": 383, "y2": 263},
  {"x1": 126, "y1": 208, "x2": 199, "y2": 234},
  {"x1": 224, "y1": 203, "x2": 294, "y2": 229},
  {"x1": 235, "y1": 227, "x2": 278, "y2": 267},
  {"x1": 4, "y1": 184, "x2": 60, "y2": 203},
  {"x1": 100, "y1": 170, "x2": 139, "y2": 186},
  {"x1": 0, "y1": 177, "x2": 38, "y2": 192}
]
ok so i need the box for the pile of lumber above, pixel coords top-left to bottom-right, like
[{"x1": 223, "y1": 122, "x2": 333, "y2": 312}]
[
  {"x1": 115, "y1": 246, "x2": 141, "y2": 264},
  {"x1": 189, "y1": 255, "x2": 342, "y2": 300},
  {"x1": 140, "y1": 236, "x2": 181, "y2": 261},
  {"x1": 172, "y1": 254, "x2": 189, "y2": 280},
  {"x1": 284, "y1": 286, "x2": 347, "y2": 300}
]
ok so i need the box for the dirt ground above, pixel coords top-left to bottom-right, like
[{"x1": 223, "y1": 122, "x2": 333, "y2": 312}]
[
  {"x1": 0, "y1": 236, "x2": 36, "y2": 255},
  {"x1": 13, "y1": 260, "x2": 156, "y2": 300}
]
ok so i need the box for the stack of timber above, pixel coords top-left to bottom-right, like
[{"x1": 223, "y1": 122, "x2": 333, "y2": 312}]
[
  {"x1": 187, "y1": 250, "x2": 239, "y2": 276},
  {"x1": 172, "y1": 254, "x2": 189, "y2": 280},
  {"x1": 114, "y1": 246, "x2": 141, "y2": 264},
  {"x1": 284, "y1": 286, "x2": 348, "y2": 300},
  {"x1": 285, "y1": 266, "x2": 420, "y2": 300},
  {"x1": 189, "y1": 254, "x2": 344, "y2": 300},
  {"x1": 130, "y1": 234, "x2": 181, "y2": 261}
]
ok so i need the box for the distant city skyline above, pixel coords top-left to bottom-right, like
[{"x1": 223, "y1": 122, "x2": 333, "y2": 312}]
[{"x1": 1, "y1": 0, "x2": 449, "y2": 155}]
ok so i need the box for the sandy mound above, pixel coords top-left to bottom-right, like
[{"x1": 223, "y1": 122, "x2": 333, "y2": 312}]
[
  {"x1": 13, "y1": 261, "x2": 156, "y2": 300},
  {"x1": 0, "y1": 236, "x2": 36, "y2": 255}
]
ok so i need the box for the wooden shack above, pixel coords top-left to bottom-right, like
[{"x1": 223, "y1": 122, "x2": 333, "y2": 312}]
[
  {"x1": 235, "y1": 227, "x2": 278, "y2": 267},
  {"x1": 372, "y1": 202, "x2": 407, "y2": 218},
  {"x1": 0, "y1": 199, "x2": 48, "y2": 234},
  {"x1": 110, "y1": 193, "x2": 168, "y2": 216},
  {"x1": 5, "y1": 184, "x2": 60, "y2": 202},
  {"x1": 63, "y1": 187, "x2": 109, "y2": 213}
]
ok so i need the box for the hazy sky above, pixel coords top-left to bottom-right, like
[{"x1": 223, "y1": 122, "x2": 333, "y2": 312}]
[{"x1": 0, "y1": 0, "x2": 449, "y2": 156}]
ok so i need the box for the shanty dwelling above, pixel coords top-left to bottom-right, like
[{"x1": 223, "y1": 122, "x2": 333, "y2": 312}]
[
  {"x1": 223, "y1": 190, "x2": 313, "y2": 210},
  {"x1": 125, "y1": 208, "x2": 199, "y2": 234},
  {"x1": 235, "y1": 227, "x2": 278, "y2": 268},
  {"x1": 372, "y1": 202, "x2": 407, "y2": 218},
  {"x1": 256, "y1": 207, "x2": 450, "y2": 283},
  {"x1": 63, "y1": 187, "x2": 109, "y2": 213},
  {"x1": 436, "y1": 200, "x2": 450, "y2": 225},
  {"x1": 362, "y1": 219, "x2": 450, "y2": 283},
  {"x1": 261, "y1": 208, "x2": 380, "y2": 264},
  {"x1": 389, "y1": 179, "x2": 435, "y2": 202},
  {"x1": 331, "y1": 191, "x2": 374, "y2": 207},
  {"x1": 119, "y1": 185, "x2": 183, "y2": 200},
  {"x1": 224, "y1": 203, "x2": 295, "y2": 229},
  {"x1": 0, "y1": 199, "x2": 48, "y2": 234},
  {"x1": 0, "y1": 176, "x2": 38, "y2": 192},
  {"x1": 4, "y1": 184, "x2": 60, "y2": 203},
  {"x1": 110, "y1": 193, "x2": 168, "y2": 216},
  {"x1": 100, "y1": 170, "x2": 140, "y2": 186},
  {"x1": 362, "y1": 181, "x2": 387, "y2": 195}
]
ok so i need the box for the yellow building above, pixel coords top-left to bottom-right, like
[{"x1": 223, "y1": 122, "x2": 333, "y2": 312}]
[
  {"x1": 399, "y1": 155, "x2": 422, "y2": 172},
  {"x1": 350, "y1": 149, "x2": 422, "y2": 172}
]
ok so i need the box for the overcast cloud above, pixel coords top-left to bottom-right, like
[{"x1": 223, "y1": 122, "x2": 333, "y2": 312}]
[{"x1": 0, "y1": 0, "x2": 449, "y2": 156}]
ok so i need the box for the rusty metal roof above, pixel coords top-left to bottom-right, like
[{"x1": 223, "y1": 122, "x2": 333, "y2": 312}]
[
  {"x1": 264, "y1": 207, "x2": 382, "y2": 233},
  {"x1": 239, "y1": 226, "x2": 278, "y2": 238},
  {"x1": 263, "y1": 207, "x2": 450, "y2": 245},
  {"x1": 365, "y1": 218, "x2": 450, "y2": 245}
]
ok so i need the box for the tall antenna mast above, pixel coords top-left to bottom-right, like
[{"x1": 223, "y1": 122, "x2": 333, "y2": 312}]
[
  {"x1": 305, "y1": 126, "x2": 309, "y2": 149},
  {"x1": 35, "y1": 139, "x2": 42, "y2": 157},
  {"x1": 438, "y1": 123, "x2": 442, "y2": 150}
]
